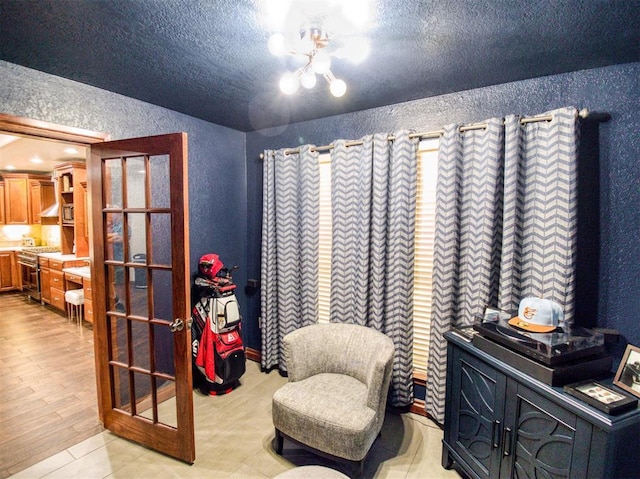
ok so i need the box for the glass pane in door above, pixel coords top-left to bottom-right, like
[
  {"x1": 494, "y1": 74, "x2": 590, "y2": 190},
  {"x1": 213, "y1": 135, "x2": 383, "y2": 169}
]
[
  {"x1": 150, "y1": 213, "x2": 172, "y2": 266},
  {"x1": 150, "y1": 154, "x2": 170, "y2": 209},
  {"x1": 131, "y1": 320, "x2": 151, "y2": 369},
  {"x1": 104, "y1": 158, "x2": 123, "y2": 208},
  {"x1": 105, "y1": 212, "x2": 125, "y2": 262},
  {"x1": 128, "y1": 212, "x2": 146, "y2": 263},
  {"x1": 126, "y1": 156, "x2": 146, "y2": 209}
]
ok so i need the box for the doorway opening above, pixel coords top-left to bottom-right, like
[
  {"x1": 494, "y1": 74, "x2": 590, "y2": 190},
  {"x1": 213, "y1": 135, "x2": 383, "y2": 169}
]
[{"x1": 0, "y1": 113, "x2": 108, "y2": 477}]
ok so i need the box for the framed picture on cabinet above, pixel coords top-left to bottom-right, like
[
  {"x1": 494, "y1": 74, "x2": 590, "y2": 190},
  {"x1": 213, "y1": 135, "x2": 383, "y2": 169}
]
[
  {"x1": 613, "y1": 344, "x2": 640, "y2": 399},
  {"x1": 564, "y1": 380, "x2": 638, "y2": 415}
]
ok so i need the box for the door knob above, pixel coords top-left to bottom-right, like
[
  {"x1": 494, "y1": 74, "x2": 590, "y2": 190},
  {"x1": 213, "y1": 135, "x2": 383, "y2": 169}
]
[{"x1": 170, "y1": 318, "x2": 184, "y2": 332}]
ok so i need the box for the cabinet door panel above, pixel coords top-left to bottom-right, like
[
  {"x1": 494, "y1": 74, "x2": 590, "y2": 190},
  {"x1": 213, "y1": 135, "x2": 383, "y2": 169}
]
[
  {"x1": 5, "y1": 177, "x2": 29, "y2": 224},
  {"x1": 502, "y1": 381, "x2": 590, "y2": 479},
  {"x1": 450, "y1": 347, "x2": 506, "y2": 479},
  {"x1": 40, "y1": 267, "x2": 51, "y2": 303},
  {"x1": 0, "y1": 252, "x2": 13, "y2": 290}
]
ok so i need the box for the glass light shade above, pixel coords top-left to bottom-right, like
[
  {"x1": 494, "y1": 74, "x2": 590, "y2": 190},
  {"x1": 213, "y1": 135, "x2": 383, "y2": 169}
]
[
  {"x1": 300, "y1": 70, "x2": 317, "y2": 89},
  {"x1": 311, "y1": 50, "x2": 331, "y2": 74},
  {"x1": 279, "y1": 71, "x2": 300, "y2": 94},
  {"x1": 268, "y1": 33, "x2": 287, "y2": 56},
  {"x1": 330, "y1": 78, "x2": 347, "y2": 97}
]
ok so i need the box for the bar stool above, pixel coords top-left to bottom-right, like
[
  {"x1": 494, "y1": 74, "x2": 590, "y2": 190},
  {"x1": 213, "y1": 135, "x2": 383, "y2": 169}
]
[{"x1": 65, "y1": 289, "x2": 85, "y2": 330}]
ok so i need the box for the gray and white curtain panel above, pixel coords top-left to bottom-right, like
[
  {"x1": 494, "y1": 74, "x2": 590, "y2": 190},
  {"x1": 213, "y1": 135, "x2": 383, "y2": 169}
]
[
  {"x1": 425, "y1": 107, "x2": 581, "y2": 423},
  {"x1": 329, "y1": 131, "x2": 418, "y2": 407},
  {"x1": 260, "y1": 146, "x2": 320, "y2": 371},
  {"x1": 260, "y1": 131, "x2": 418, "y2": 406}
]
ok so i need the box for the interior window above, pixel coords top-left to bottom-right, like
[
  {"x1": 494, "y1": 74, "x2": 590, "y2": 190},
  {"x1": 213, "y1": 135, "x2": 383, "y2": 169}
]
[
  {"x1": 412, "y1": 139, "x2": 439, "y2": 375},
  {"x1": 318, "y1": 153, "x2": 332, "y2": 324}
]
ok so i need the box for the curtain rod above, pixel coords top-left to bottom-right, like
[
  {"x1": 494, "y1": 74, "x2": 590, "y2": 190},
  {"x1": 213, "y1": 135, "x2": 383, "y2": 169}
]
[{"x1": 260, "y1": 108, "x2": 598, "y2": 159}]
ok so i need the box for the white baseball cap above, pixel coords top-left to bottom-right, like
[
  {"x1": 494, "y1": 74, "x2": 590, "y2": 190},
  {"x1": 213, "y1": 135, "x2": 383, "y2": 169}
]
[{"x1": 508, "y1": 297, "x2": 565, "y2": 333}]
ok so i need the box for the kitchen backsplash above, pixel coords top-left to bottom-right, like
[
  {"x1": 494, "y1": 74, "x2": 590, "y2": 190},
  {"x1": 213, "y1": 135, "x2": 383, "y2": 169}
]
[{"x1": 0, "y1": 224, "x2": 61, "y2": 247}]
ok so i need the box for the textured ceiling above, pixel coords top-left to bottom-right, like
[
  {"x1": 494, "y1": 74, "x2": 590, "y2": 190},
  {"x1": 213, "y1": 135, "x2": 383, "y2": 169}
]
[{"x1": 1, "y1": 0, "x2": 639, "y2": 132}]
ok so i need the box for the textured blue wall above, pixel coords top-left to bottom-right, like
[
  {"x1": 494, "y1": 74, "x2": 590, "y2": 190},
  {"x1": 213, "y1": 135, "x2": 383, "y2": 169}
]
[
  {"x1": 246, "y1": 63, "x2": 640, "y2": 363},
  {"x1": 3, "y1": 60, "x2": 639, "y2": 370},
  {"x1": 0, "y1": 60, "x2": 248, "y2": 318}
]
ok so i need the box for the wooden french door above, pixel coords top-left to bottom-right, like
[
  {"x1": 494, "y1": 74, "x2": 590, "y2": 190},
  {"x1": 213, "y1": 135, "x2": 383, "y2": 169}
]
[{"x1": 89, "y1": 133, "x2": 194, "y2": 463}]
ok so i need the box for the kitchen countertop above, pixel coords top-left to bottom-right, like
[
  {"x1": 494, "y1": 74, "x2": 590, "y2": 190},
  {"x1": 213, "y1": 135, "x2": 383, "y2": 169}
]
[
  {"x1": 62, "y1": 266, "x2": 91, "y2": 279},
  {"x1": 38, "y1": 252, "x2": 90, "y2": 261}
]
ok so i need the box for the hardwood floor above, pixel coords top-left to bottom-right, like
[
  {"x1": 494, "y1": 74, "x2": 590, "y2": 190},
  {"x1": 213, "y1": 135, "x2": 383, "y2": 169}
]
[{"x1": 0, "y1": 292, "x2": 103, "y2": 478}]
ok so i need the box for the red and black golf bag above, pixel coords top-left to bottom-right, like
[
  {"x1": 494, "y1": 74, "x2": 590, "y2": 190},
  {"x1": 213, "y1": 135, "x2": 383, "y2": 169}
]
[{"x1": 191, "y1": 254, "x2": 246, "y2": 395}]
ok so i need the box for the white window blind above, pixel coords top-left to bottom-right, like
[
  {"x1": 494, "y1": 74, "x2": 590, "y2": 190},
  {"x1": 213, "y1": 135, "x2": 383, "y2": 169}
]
[
  {"x1": 316, "y1": 141, "x2": 439, "y2": 376},
  {"x1": 412, "y1": 139, "x2": 439, "y2": 376}
]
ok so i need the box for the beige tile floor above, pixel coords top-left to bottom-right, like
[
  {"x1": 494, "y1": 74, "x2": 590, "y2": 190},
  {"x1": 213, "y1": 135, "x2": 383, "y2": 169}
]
[{"x1": 9, "y1": 361, "x2": 461, "y2": 478}]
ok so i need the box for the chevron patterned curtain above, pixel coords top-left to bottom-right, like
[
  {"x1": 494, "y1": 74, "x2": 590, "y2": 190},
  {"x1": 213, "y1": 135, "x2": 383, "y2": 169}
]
[
  {"x1": 425, "y1": 108, "x2": 581, "y2": 423},
  {"x1": 498, "y1": 107, "x2": 580, "y2": 322},
  {"x1": 425, "y1": 118, "x2": 506, "y2": 423},
  {"x1": 330, "y1": 131, "x2": 418, "y2": 407},
  {"x1": 260, "y1": 146, "x2": 320, "y2": 371}
]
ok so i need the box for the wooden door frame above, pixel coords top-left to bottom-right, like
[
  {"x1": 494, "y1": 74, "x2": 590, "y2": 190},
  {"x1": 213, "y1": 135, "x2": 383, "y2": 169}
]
[
  {"x1": 0, "y1": 113, "x2": 109, "y2": 419},
  {"x1": 0, "y1": 113, "x2": 110, "y2": 144}
]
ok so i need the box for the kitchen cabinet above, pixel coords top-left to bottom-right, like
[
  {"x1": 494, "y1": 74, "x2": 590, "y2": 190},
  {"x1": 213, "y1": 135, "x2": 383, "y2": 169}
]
[
  {"x1": 50, "y1": 266, "x2": 65, "y2": 311},
  {"x1": 2, "y1": 174, "x2": 29, "y2": 224},
  {"x1": 39, "y1": 257, "x2": 50, "y2": 303},
  {"x1": 0, "y1": 251, "x2": 17, "y2": 291},
  {"x1": 42, "y1": 256, "x2": 86, "y2": 312},
  {"x1": 29, "y1": 178, "x2": 55, "y2": 224},
  {"x1": 0, "y1": 174, "x2": 54, "y2": 225},
  {"x1": 55, "y1": 162, "x2": 87, "y2": 256},
  {"x1": 64, "y1": 267, "x2": 91, "y2": 324},
  {"x1": 442, "y1": 331, "x2": 640, "y2": 479},
  {"x1": 1, "y1": 174, "x2": 52, "y2": 225},
  {"x1": 0, "y1": 181, "x2": 4, "y2": 224},
  {"x1": 83, "y1": 277, "x2": 93, "y2": 324}
]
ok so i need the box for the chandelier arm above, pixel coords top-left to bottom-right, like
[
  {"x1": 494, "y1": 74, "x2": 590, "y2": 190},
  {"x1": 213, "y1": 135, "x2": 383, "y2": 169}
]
[{"x1": 323, "y1": 70, "x2": 336, "y2": 84}]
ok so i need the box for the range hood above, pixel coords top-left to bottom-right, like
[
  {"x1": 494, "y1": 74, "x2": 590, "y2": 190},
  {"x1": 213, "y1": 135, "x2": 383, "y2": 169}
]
[
  {"x1": 40, "y1": 202, "x2": 59, "y2": 218},
  {"x1": 40, "y1": 173, "x2": 59, "y2": 218}
]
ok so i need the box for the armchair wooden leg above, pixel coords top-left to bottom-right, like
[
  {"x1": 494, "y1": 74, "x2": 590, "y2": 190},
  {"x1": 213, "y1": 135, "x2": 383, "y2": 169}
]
[
  {"x1": 275, "y1": 428, "x2": 284, "y2": 455},
  {"x1": 351, "y1": 459, "x2": 364, "y2": 479}
]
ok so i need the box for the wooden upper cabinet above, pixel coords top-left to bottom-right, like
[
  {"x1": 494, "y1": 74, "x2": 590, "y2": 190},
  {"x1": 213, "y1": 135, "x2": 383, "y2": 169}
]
[
  {"x1": 0, "y1": 173, "x2": 53, "y2": 225},
  {"x1": 3, "y1": 174, "x2": 29, "y2": 224},
  {"x1": 30, "y1": 178, "x2": 55, "y2": 224}
]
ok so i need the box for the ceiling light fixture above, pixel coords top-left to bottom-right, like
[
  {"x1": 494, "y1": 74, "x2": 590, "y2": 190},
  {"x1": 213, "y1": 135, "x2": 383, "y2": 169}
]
[{"x1": 271, "y1": 28, "x2": 349, "y2": 98}]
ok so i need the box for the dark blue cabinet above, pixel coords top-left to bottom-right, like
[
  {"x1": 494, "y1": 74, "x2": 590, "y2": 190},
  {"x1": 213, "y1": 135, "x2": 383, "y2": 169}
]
[
  {"x1": 446, "y1": 346, "x2": 506, "y2": 478},
  {"x1": 442, "y1": 331, "x2": 640, "y2": 479}
]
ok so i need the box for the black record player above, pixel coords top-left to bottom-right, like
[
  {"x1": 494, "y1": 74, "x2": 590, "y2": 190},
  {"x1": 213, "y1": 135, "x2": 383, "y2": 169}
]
[{"x1": 473, "y1": 315, "x2": 605, "y2": 366}]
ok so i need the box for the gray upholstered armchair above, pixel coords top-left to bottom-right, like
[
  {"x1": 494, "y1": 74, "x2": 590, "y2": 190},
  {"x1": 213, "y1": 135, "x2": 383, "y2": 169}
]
[{"x1": 272, "y1": 323, "x2": 395, "y2": 477}]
